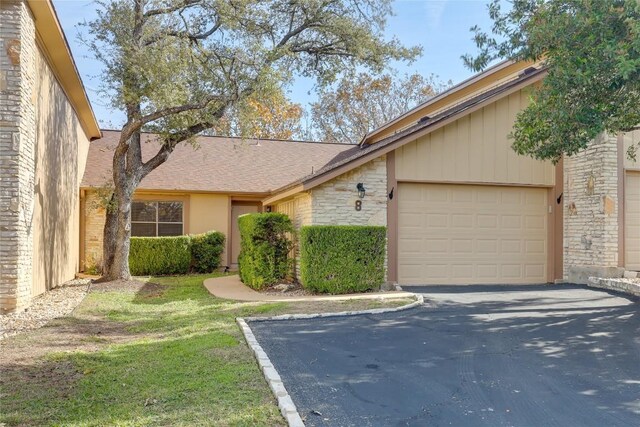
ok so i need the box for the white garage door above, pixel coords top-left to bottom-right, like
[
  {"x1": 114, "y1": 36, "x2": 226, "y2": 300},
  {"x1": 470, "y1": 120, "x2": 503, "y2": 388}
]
[
  {"x1": 398, "y1": 183, "x2": 548, "y2": 285},
  {"x1": 625, "y1": 172, "x2": 640, "y2": 270}
]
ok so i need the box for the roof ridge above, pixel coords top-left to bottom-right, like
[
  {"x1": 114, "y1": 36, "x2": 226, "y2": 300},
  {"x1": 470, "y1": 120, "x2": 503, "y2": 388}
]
[{"x1": 98, "y1": 129, "x2": 355, "y2": 147}]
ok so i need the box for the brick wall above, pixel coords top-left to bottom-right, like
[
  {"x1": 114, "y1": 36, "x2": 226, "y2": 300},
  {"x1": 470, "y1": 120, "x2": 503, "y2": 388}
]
[
  {"x1": 563, "y1": 133, "x2": 623, "y2": 283},
  {"x1": 0, "y1": 0, "x2": 36, "y2": 312}
]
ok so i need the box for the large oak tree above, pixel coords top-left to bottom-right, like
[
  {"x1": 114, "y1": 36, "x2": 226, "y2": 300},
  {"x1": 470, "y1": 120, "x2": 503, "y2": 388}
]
[
  {"x1": 463, "y1": 0, "x2": 640, "y2": 161},
  {"x1": 84, "y1": 0, "x2": 420, "y2": 280}
]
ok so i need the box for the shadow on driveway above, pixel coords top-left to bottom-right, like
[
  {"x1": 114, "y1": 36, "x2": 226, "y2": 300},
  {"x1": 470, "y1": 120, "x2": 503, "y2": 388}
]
[{"x1": 249, "y1": 285, "x2": 640, "y2": 427}]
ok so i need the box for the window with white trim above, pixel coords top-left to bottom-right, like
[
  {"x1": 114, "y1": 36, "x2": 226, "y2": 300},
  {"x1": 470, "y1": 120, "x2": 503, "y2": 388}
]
[{"x1": 131, "y1": 201, "x2": 183, "y2": 237}]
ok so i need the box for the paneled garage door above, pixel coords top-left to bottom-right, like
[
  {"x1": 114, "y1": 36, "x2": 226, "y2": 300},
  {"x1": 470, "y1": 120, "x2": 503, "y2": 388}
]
[
  {"x1": 398, "y1": 183, "x2": 548, "y2": 285},
  {"x1": 625, "y1": 171, "x2": 640, "y2": 270}
]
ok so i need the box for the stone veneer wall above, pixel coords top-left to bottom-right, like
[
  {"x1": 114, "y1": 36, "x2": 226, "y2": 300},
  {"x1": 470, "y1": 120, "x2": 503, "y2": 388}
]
[
  {"x1": 563, "y1": 133, "x2": 623, "y2": 283},
  {"x1": 275, "y1": 155, "x2": 388, "y2": 281},
  {"x1": 0, "y1": 0, "x2": 36, "y2": 312},
  {"x1": 310, "y1": 156, "x2": 387, "y2": 227}
]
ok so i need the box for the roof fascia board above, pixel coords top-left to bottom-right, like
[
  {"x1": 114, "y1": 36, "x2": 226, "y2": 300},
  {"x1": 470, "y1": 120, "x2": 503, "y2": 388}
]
[
  {"x1": 262, "y1": 184, "x2": 306, "y2": 206},
  {"x1": 267, "y1": 71, "x2": 546, "y2": 202},
  {"x1": 27, "y1": 0, "x2": 101, "y2": 139},
  {"x1": 362, "y1": 60, "x2": 535, "y2": 144}
]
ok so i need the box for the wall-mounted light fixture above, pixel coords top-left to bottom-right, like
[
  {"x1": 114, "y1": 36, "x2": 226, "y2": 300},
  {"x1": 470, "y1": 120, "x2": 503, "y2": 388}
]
[{"x1": 356, "y1": 183, "x2": 366, "y2": 198}]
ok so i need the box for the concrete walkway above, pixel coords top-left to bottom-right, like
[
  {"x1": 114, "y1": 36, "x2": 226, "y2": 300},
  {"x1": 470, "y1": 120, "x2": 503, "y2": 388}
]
[{"x1": 203, "y1": 275, "x2": 414, "y2": 302}]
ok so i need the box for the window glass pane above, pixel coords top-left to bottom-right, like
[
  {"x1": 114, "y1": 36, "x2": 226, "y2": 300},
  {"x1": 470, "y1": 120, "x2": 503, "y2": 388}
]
[
  {"x1": 158, "y1": 202, "x2": 182, "y2": 223},
  {"x1": 158, "y1": 223, "x2": 182, "y2": 236},
  {"x1": 132, "y1": 222, "x2": 156, "y2": 237},
  {"x1": 132, "y1": 202, "x2": 156, "y2": 222}
]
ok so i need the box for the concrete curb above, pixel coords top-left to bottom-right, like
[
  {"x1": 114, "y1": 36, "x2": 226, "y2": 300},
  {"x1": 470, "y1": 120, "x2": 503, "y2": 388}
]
[
  {"x1": 236, "y1": 317, "x2": 305, "y2": 427},
  {"x1": 587, "y1": 276, "x2": 640, "y2": 298},
  {"x1": 236, "y1": 294, "x2": 423, "y2": 426},
  {"x1": 246, "y1": 294, "x2": 424, "y2": 322}
]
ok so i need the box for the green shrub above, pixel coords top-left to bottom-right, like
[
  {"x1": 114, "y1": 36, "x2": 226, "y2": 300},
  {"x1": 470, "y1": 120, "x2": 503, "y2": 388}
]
[
  {"x1": 238, "y1": 213, "x2": 294, "y2": 290},
  {"x1": 129, "y1": 235, "x2": 191, "y2": 275},
  {"x1": 299, "y1": 225, "x2": 386, "y2": 294},
  {"x1": 190, "y1": 231, "x2": 225, "y2": 273}
]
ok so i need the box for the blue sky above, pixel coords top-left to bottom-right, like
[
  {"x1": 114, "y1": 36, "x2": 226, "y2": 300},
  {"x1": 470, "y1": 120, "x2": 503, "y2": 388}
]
[{"x1": 53, "y1": 0, "x2": 495, "y2": 128}]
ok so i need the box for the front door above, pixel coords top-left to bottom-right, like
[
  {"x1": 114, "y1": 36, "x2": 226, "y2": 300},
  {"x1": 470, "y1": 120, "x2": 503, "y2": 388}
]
[{"x1": 231, "y1": 203, "x2": 260, "y2": 267}]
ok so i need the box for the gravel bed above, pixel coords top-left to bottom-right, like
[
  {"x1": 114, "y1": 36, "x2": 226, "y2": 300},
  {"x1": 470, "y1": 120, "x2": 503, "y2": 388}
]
[
  {"x1": 89, "y1": 279, "x2": 152, "y2": 293},
  {"x1": 0, "y1": 279, "x2": 91, "y2": 340},
  {"x1": 261, "y1": 282, "x2": 313, "y2": 297}
]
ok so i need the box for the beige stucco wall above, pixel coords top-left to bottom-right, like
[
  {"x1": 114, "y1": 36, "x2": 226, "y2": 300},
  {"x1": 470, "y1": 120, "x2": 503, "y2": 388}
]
[
  {"x1": 31, "y1": 40, "x2": 91, "y2": 295},
  {"x1": 82, "y1": 191, "x2": 231, "y2": 271},
  {"x1": 189, "y1": 193, "x2": 230, "y2": 263},
  {"x1": 395, "y1": 89, "x2": 555, "y2": 186}
]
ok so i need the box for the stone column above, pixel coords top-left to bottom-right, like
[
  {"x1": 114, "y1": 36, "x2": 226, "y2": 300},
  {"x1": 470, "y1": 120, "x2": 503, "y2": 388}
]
[
  {"x1": 0, "y1": 0, "x2": 36, "y2": 312},
  {"x1": 563, "y1": 133, "x2": 623, "y2": 283}
]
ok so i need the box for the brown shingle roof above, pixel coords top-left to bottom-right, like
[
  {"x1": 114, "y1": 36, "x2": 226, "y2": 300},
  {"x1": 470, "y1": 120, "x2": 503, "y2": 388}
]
[{"x1": 81, "y1": 130, "x2": 354, "y2": 193}]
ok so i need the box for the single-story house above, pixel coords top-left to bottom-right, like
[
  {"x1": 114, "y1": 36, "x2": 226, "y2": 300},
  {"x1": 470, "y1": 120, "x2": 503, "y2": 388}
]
[
  {"x1": 0, "y1": 0, "x2": 101, "y2": 312},
  {"x1": 81, "y1": 61, "x2": 640, "y2": 286},
  {"x1": 80, "y1": 131, "x2": 355, "y2": 270},
  {"x1": 2, "y1": 0, "x2": 638, "y2": 313}
]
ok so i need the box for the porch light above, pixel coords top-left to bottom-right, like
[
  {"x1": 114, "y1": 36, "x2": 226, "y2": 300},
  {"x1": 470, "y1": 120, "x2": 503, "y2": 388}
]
[{"x1": 356, "y1": 183, "x2": 366, "y2": 198}]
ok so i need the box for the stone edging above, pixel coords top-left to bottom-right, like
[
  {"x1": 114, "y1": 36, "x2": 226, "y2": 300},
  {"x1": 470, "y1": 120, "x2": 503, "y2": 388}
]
[
  {"x1": 588, "y1": 277, "x2": 640, "y2": 298},
  {"x1": 236, "y1": 294, "x2": 423, "y2": 426}
]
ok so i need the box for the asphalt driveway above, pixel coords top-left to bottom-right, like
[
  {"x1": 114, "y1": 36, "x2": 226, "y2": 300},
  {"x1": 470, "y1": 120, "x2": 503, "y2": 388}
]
[{"x1": 249, "y1": 284, "x2": 640, "y2": 426}]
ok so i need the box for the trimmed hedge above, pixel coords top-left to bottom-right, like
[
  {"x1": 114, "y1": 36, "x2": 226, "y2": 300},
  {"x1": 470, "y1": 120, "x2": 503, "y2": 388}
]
[
  {"x1": 238, "y1": 213, "x2": 293, "y2": 290},
  {"x1": 129, "y1": 235, "x2": 191, "y2": 276},
  {"x1": 129, "y1": 230, "x2": 225, "y2": 276},
  {"x1": 190, "y1": 231, "x2": 226, "y2": 273},
  {"x1": 299, "y1": 225, "x2": 386, "y2": 294}
]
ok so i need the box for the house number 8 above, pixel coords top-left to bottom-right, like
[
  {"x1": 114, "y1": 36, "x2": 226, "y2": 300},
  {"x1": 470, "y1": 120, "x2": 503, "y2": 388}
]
[{"x1": 355, "y1": 200, "x2": 362, "y2": 211}]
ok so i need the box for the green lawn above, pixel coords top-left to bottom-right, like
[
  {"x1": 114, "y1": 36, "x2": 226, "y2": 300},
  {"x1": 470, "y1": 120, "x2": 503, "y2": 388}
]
[{"x1": 0, "y1": 274, "x2": 413, "y2": 426}]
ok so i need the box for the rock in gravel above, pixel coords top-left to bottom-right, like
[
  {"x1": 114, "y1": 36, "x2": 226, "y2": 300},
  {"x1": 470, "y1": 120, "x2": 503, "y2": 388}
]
[
  {"x1": 0, "y1": 278, "x2": 91, "y2": 340},
  {"x1": 273, "y1": 283, "x2": 295, "y2": 292}
]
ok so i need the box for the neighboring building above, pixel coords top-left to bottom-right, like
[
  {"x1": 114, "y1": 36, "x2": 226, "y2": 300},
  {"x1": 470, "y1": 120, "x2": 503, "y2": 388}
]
[{"x1": 0, "y1": 0, "x2": 101, "y2": 312}]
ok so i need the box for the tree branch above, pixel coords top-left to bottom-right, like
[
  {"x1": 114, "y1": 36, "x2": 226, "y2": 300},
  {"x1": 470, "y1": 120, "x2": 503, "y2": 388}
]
[
  {"x1": 143, "y1": 0, "x2": 202, "y2": 18},
  {"x1": 144, "y1": 21, "x2": 221, "y2": 46},
  {"x1": 140, "y1": 120, "x2": 215, "y2": 178},
  {"x1": 138, "y1": 97, "x2": 220, "y2": 125}
]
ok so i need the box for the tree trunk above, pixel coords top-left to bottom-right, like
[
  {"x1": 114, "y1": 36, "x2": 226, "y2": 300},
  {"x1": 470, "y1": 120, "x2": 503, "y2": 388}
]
[{"x1": 101, "y1": 187, "x2": 135, "y2": 281}]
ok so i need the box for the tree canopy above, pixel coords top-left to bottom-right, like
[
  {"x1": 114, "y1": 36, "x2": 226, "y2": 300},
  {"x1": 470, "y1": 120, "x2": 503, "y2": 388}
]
[
  {"x1": 310, "y1": 71, "x2": 448, "y2": 144},
  {"x1": 212, "y1": 89, "x2": 304, "y2": 140},
  {"x1": 463, "y1": 0, "x2": 640, "y2": 161}
]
